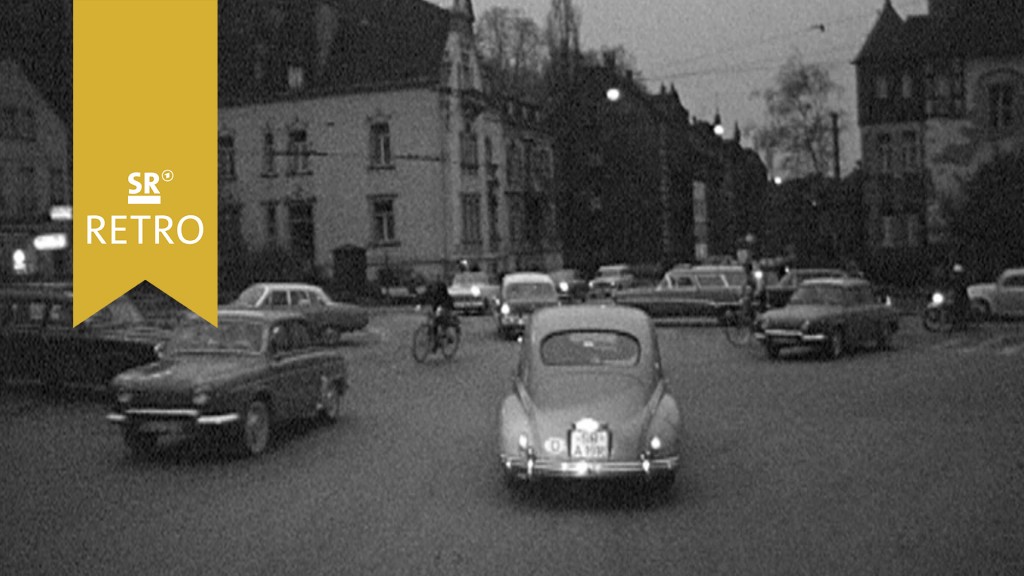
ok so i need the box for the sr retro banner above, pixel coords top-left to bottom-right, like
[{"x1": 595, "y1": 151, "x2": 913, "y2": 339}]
[{"x1": 74, "y1": 0, "x2": 217, "y2": 326}]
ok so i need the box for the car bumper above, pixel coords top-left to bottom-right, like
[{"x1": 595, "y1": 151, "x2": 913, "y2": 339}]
[
  {"x1": 755, "y1": 329, "x2": 828, "y2": 345},
  {"x1": 500, "y1": 453, "x2": 679, "y2": 480},
  {"x1": 452, "y1": 299, "x2": 488, "y2": 313},
  {"x1": 106, "y1": 408, "x2": 241, "y2": 433}
]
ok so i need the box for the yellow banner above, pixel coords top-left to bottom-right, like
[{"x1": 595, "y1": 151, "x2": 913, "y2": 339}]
[{"x1": 74, "y1": 0, "x2": 217, "y2": 326}]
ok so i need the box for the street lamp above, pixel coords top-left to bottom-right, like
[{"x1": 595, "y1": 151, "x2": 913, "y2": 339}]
[
  {"x1": 713, "y1": 110, "x2": 725, "y2": 137},
  {"x1": 605, "y1": 87, "x2": 621, "y2": 102}
]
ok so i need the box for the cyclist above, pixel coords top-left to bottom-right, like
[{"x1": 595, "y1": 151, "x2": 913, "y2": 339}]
[
  {"x1": 420, "y1": 275, "x2": 457, "y2": 349},
  {"x1": 741, "y1": 261, "x2": 766, "y2": 318},
  {"x1": 948, "y1": 263, "x2": 970, "y2": 329}
]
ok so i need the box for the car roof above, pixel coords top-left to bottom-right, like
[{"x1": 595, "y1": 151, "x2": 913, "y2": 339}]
[
  {"x1": 669, "y1": 264, "x2": 743, "y2": 274},
  {"x1": 800, "y1": 277, "x2": 871, "y2": 288},
  {"x1": 503, "y1": 272, "x2": 554, "y2": 285},
  {"x1": 529, "y1": 304, "x2": 652, "y2": 337},
  {"x1": 245, "y1": 282, "x2": 325, "y2": 291},
  {"x1": 216, "y1": 309, "x2": 307, "y2": 323},
  {"x1": 1000, "y1": 267, "x2": 1024, "y2": 276}
]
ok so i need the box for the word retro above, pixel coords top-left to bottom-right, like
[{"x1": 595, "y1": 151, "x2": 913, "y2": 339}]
[
  {"x1": 127, "y1": 170, "x2": 173, "y2": 205},
  {"x1": 86, "y1": 214, "x2": 204, "y2": 245}
]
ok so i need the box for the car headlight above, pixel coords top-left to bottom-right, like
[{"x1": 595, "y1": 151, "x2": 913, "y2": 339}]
[
  {"x1": 117, "y1": 391, "x2": 133, "y2": 405},
  {"x1": 558, "y1": 281, "x2": 569, "y2": 292},
  {"x1": 931, "y1": 292, "x2": 945, "y2": 305},
  {"x1": 471, "y1": 286, "x2": 481, "y2": 297},
  {"x1": 500, "y1": 303, "x2": 511, "y2": 315},
  {"x1": 518, "y1": 433, "x2": 530, "y2": 451},
  {"x1": 801, "y1": 320, "x2": 814, "y2": 332}
]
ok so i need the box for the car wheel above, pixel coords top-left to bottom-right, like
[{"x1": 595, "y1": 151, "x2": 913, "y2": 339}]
[
  {"x1": 825, "y1": 329, "x2": 845, "y2": 360},
  {"x1": 240, "y1": 400, "x2": 271, "y2": 456},
  {"x1": 123, "y1": 427, "x2": 158, "y2": 458},
  {"x1": 765, "y1": 341, "x2": 781, "y2": 360},
  {"x1": 647, "y1": 472, "x2": 676, "y2": 495},
  {"x1": 318, "y1": 376, "x2": 343, "y2": 423},
  {"x1": 321, "y1": 326, "x2": 342, "y2": 346},
  {"x1": 877, "y1": 323, "x2": 893, "y2": 350},
  {"x1": 971, "y1": 299, "x2": 990, "y2": 320}
]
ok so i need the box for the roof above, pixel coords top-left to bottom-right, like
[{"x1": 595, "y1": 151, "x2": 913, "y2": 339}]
[
  {"x1": 800, "y1": 277, "x2": 873, "y2": 288},
  {"x1": 216, "y1": 309, "x2": 307, "y2": 323},
  {"x1": 219, "y1": 0, "x2": 452, "y2": 106},
  {"x1": 529, "y1": 305, "x2": 652, "y2": 338},
  {"x1": 245, "y1": 282, "x2": 327, "y2": 292}
]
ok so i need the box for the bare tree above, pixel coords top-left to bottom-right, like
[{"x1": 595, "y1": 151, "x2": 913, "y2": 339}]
[
  {"x1": 476, "y1": 7, "x2": 545, "y2": 97},
  {"x1": 750, "y1": 52, "x2": 843, "y2": 179}
]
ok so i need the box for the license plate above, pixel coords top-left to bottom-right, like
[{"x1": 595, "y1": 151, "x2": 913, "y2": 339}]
[
  {"x1": 139, "y1": 420, "x2": 183, "y2": 435},
  {"x1": 570, "y1": 430, "x2": 609, "y2": 459}
]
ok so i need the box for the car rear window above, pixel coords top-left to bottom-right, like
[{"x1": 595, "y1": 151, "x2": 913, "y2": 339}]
[
  {"x1": 505, "y1": 282, "x2": 556, "y2": 299},
  {"x1": 541, "y1": 331, "x2": 640, "y2": 366}
]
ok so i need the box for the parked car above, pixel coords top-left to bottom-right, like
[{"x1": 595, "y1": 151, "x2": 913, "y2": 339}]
[
  {"x1": 754, "y1": 277, "x2": 899, "y2": 360},
  {"x1": 765, "y1": 267, "x2": 850, "y2": 308},
  {"x1": 612, "y1": 264, "x2": 747, "y2": 321},
  {"x1": 0, "y1": 283, "x2": 169, "y2": 388},
  {"x1": 106, "y1": 309, "x2": 348, "y2": 457},
  {"x1": 587, "y1": 264, "x2": 635, "y2": 299},
  {"x1": 496, "y1": 272, "x2": 560, "y2": 340},
  {"x1": 448, "y1": 271, "x2": 499, "y2": 315},
  {"x1": 225, "y1": 282, "x2": 368, "y2": 343},
  {"x1": 498, "y1": 305, "x2": 681, "y2": 492},
  {"x1": 548, "y1": 269, "x2": 588, "y2": 303},
  {"x1": 967, "y1": 267, "x2": 1024, "y2": 318}
]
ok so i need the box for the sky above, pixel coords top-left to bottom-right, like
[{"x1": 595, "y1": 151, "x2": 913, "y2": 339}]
[{"x1": 440, "y1": 0, "x2": 931, "y2": 176}]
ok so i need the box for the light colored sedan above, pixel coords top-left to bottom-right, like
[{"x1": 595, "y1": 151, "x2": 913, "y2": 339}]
[
  {"x1": 498, "y1": 305, "x2": 681, "y2": 492},
  {"x1": 968, "y1": 267, "x2": 1024, "y2": 318},
  {"x1": 226, "y1": 282, "x2": 368, "y2": 343}
]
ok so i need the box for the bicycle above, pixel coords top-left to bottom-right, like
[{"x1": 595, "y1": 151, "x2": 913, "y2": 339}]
[
  {"x1": 720, "y1": 293, "x2": 759, "y2": 346},
  {"x1": 411, "y1": 307, "x2": 461, "y2": 362}
]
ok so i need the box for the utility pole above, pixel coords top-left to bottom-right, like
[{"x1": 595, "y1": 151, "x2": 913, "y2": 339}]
[{"x1": 831, "y1": 111, "x2": 840, "y2": 180}]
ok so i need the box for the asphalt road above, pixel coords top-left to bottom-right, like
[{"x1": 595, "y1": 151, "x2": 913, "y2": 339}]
[{"x1": 2, "y1": 309, "x2": 1023, "y2": 575}]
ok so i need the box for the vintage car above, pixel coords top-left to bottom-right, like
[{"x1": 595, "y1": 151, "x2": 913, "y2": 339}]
[
  {"x1": 0, "y1": 284, "x2": 168, "y2": 388},
  {"x1": 754, "y1": 277, "x2": 899, "y2": 360},
  {"x1": 448, "y1": 271, "x2": 500, "y2": 315},
  {"x1": 587, "y1": 264, "x2": 636, "y2": 299},
  {"x1": 498, "y1": 305, "x2": 681, "y2": 491},
  {"x1": 496, "y1": 272, "x2": 561, "y2": 340},
  {"x1": 548, "y1": 269, "x2": 588, "y2": 303},
  {"x1": 765, "y1": 267, "x2": 850, "y2": 308},
  {"x1": 612, "y1": 264, "x2": 747, "y2": 321},
  {"x1": 225, "y1": 282, "x2": 368, "y2": 342},
  {"x1": 967, "y1": 267, "x2": 1024, "y2": 318},
  {"x1": 106, "y1": 310, "x2": 348, "y2": 457}
]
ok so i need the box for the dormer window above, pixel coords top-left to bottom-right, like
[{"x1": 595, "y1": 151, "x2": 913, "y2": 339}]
[
  {"x1": 989, "y1": 84, "x2": 1016, "y2": 129},
  {"x1": 875, "y1": 75, "x2": 890, "y2": 100}
]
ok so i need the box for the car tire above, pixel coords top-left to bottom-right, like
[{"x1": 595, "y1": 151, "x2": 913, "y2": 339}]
[
  {"x1": 825, "y1": 329, "x2": 845, "y2": 360},
  {"x1": 647, "y1": 472, "x2": 676, "y2": 495},
  {"x1": 765, "y1": 341, "x2": 781, "y2": 360},
  {"x1": 123, "y1": 427, "x2": 158, "y2": 458},
  {"x1": 971, "y1": 299, "x2": 990, "y2": 320},
  {"x1": 318, "y1": 376, "x2": 343, "y2": 424},
  {"x1": 240, "y1": 399, "x2": 271, "y2": 457},
  {"x1": 877, "y1": 323, "x2": 894, "y2": 350}
]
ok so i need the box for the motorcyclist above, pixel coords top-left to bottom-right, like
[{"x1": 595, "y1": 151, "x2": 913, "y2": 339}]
[{"x1": 420, "y1": 275, "x2": 456, "y2": 347}]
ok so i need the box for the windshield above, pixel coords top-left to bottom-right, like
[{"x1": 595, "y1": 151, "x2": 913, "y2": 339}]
[
  {"x1": 234, "y1": 286, "x2": 265, "y2": 307},
  {"x1": 789, "y1": 285, "x2": 847, "y2": 306},
  {"x1": 451, "y1": 272, "x2": 490, "y2": 287},
  {"x1": 596, "y1": 267, "x2": 628, "y2": 278},
  {"x1": 505, "y1": 282, "x2": 557, "y2": 300},
  {"x1": 165, "y1": 319, "x2": 265, "y2": 355},
  {"x1": 541, "y1": 331, "x2": 640, "y2": 367}
]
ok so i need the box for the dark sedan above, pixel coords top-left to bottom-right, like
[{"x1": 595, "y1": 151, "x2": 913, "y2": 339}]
[
  {"x1": 496, "y1": 272, "x2": 560, "y2": 340},
  {"x1": 754, "y1": 278, "x2": 899, "y2": 360},
  {"x1": 765, "y1": 268, "x2": 850, "y2": 308},
  {"x1": 0, "y1": 284, "x2": 168, "y2": 389},
  {"x1": 106, "y1": 310, "x2": 349, "y2": 457},
  {"x1": 226, "y1": 282, "x2": 368, "y2": 343}
]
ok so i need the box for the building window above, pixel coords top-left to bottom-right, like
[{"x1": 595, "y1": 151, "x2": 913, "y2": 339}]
[
  {"x1": 218, "y1": 134, "x2": 237, "y2": 181},
  {"x1": 507, "y1": 141, "x2": 522, "y2": 188},
  {"x1": 487, "y1": 191, "x2": 500, "y2": 248},
  {"x1": 287, "y1": 201, "x2": 315, "y2": 268},
  {"x1": 262, "y1": 130, "x2": 277, "y2": 176},
  {"x1": 370, "y1": 196, "x2": 396, "y2": 244},
  {"x1": 507, "y1": 193, "x2": 524, "y2": 243},
  {"x1": 900, "y1": 131, "x2": 918, "y2": 172},
  {"x1": 989, "y1": 84, "x2": 1015, "y2": 129},
  {"x1": 0, "y1": 107, "x2": 15, "y2": 139},
  {"x1": 286, "y1": 126, "x2": 310, "y2": 175},
  {"x1": 287, "y1": 65, "x2": 305, "y2": 91},
  {"x1": 881, "y1": 215, "x2": 896, "y2": 248},
  {"x1": 461, "y1": 193, "x2": 482, "y2": 245},
  {"x1": 460, "y1": 130, "x2": 478, "y2": 172},
  {"x1": 901, "y1": 73, "x2": 913, "y2": 99},
  {"x1": 877, "y1": 133, "x2": 893, "y2": 174},
  {"x1": 369, "y1": 122, "x2": 392, "y2": 168},
  {"x1": 874, "y1": 75, "x2": 890, "y2": 100},
  {"x1": 264, "y1": 202, "x2": 278, "y2": 243},
  {"x1": 17, "y1": 166, "x2": 35, "y2": 216},
  {"x1": 906, "y1": 215, "x2": 920, "y2": 247}
]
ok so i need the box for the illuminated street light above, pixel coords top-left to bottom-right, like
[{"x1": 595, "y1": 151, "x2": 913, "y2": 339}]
[
  {"x1": 713, "y1": 110, "x2": 725, "y2": 137},
  {"x1": 605, "y1": 87, "x2": 621, "y2": 102}
]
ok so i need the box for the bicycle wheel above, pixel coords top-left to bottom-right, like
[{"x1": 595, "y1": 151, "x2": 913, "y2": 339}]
[
  {"x1": 722, "y1": 309, "x2": 753, "y2": 346},
  {"x1": 411, "y1": 324, "x2": 432, "y2": 363},
  {"x1": 440, "y1": 325, "x2": 460, "y2": 360}
]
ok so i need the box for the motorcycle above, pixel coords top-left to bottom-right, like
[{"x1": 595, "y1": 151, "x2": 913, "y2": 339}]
[{"x1": 922, "y1": 291, "x2": 971, "y2": 333}]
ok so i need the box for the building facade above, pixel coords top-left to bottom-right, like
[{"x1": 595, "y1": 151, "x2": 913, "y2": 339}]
[
  {"x1": 217, "y1": 0, "x2": 558, "y2": 295},
  {"x1": 855, "y1": 0, "x2": 1024, "y2": 267},
  {"x1": 0, "y1": 58, "x2": 70, "y2": 281}
]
